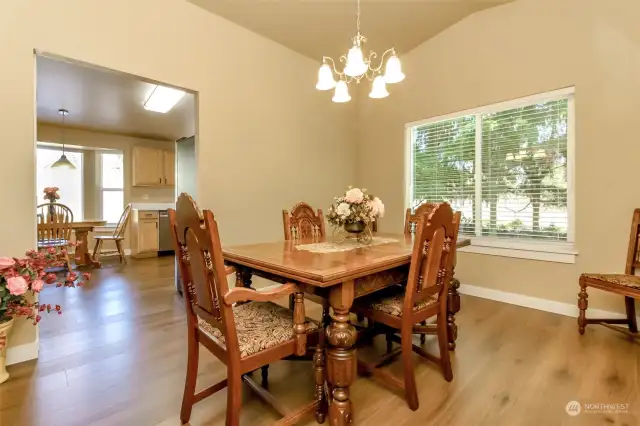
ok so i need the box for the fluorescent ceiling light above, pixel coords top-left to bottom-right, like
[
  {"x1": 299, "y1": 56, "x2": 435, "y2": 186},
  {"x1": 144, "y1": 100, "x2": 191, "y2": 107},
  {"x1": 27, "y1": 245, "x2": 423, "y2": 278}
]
[{"x1": 144, "y1": 85, "x2": 186, "y2": 113}]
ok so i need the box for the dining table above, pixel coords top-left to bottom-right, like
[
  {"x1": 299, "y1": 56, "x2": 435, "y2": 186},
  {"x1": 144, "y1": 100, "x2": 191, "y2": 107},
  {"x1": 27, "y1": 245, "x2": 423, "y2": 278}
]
[
  {"x1": 71, "y1": 220, "x2": 107, "y2": 267},
  {"x1": 223, "y1": 232, "x2": 470, "y2": 425}
]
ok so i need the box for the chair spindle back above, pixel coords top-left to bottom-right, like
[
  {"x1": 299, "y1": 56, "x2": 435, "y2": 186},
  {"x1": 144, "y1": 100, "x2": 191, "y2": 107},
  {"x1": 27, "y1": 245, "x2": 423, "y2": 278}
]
[
  {"x1": 112, "y1": 204, "x2": 132, "y2": 238},
  {"x1": 404, "y1": 203, "x2": 438, "y2": 235}
]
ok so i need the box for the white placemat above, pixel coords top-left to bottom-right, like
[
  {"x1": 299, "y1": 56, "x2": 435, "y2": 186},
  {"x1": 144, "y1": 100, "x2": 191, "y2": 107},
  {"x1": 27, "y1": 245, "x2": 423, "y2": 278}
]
[{"x1": 295, "y1": 237, "x2": 399, "y2": 254}]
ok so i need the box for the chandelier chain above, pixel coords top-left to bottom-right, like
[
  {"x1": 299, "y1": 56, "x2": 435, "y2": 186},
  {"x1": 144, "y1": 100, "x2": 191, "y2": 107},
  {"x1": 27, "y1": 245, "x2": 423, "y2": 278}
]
[{"x1": 356, "y1": 0, "x2": 361, "y2": 32}]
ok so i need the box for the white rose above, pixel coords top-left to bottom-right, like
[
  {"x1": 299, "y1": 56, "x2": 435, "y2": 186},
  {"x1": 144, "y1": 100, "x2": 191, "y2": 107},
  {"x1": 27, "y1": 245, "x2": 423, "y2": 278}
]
[
  {"x1": 336, "y1": 202, "x2": 351, "y2": 218},
  {"x1": 344, "y1": 188, "x2": 364, "y2": 204},
  {"x1": 373, "y1": 197, "x2": 384, "y2": 218}
]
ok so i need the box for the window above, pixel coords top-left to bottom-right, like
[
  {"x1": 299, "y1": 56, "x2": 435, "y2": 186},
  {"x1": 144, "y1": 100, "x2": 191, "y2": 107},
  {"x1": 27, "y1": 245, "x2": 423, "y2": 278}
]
[
  {"x1": 36, "y1": 147, "x2": 84, "y2": 220},
  {"x1": 407, "y1": 88, "x2": 575, "y2": 263},
  {"x1": 100, "y1": 152, "x2": 124, "y2": 225}
]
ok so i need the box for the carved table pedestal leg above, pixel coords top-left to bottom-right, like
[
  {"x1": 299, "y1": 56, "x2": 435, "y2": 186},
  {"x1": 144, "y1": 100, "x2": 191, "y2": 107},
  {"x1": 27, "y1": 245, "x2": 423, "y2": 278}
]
[{"x1": 326, "y1": 280, "x2": 356, "y2": 426}]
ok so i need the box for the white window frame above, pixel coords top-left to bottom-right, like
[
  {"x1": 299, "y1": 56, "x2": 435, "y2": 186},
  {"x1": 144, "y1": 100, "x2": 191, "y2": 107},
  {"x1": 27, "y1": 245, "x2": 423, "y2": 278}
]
[
  {"x1": 98, "y1": 150, "x2": 124, "y2": 227},
  {"x1": 404, "y1": 87, "x2": 577, "y2": 264},
  {"x1": 36, "y1": 144, "x2": 85, "y2": 221}
]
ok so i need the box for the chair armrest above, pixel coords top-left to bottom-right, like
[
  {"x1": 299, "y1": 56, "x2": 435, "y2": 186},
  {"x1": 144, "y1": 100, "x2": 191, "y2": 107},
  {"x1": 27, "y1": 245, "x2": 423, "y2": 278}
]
[
  {"x1": 224, "y1": 265, "x2": 236, "y2": 276},
  {"x1": 222, "y1": 282, "x2": 299, "y2": 306}
]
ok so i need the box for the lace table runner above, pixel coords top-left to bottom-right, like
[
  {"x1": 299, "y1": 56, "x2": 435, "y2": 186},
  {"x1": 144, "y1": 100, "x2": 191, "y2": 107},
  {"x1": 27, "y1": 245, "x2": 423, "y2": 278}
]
[{"x1": 295, "y1": 237, "x2": 399, "y2": 254}]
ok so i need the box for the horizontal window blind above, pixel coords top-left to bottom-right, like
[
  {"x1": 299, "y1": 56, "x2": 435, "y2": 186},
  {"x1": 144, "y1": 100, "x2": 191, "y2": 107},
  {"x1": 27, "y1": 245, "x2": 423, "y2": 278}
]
[
  {"x1": 409, "y1": 92, "x2": 572, "y2": 243},
  {"x1": 481, "y1": 99, "x2": 568, "y2": 240},
  {"x1": 411, "y1": 115, "x2": 476, "y2": 234}
]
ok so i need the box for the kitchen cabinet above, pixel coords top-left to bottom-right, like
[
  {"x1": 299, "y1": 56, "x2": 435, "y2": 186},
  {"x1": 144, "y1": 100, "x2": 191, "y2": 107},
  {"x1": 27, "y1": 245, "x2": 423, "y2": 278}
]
[
  {"x1": 131, "y1": 210, "x2": 159, "y2": 258},
  {"x1": 163, "y1": 151, "x2": 175, "y2": 186},
  {"x1": 132, "y1": 146, "x2": 175, "y2": 187}
]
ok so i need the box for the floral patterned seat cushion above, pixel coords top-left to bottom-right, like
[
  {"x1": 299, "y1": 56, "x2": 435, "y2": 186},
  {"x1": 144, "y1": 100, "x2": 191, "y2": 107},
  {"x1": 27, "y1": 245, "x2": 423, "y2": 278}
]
[
  {"x1": 581, "y1": 273, "x2": 640, "y2": 290},
  {"x1": 197, "y1": 301, "x2": 318, "y2": 358},
  {"x1": 358, "y1": 287, "x2": 438, "y2": 317}
]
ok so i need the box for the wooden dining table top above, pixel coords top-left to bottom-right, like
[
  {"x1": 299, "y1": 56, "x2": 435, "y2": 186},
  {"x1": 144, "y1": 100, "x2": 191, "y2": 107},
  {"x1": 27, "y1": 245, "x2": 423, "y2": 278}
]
[
  {"x1": 223, "y1": 233, "x2": 470, "y2": 287},
  {"x1": 70, "y1": 220, "x2": 107, "y2": 228}
]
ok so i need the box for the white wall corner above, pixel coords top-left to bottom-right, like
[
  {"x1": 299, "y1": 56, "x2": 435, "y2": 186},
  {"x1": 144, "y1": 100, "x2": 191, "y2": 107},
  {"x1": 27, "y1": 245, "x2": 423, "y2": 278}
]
[
  {"x1": 6, "y1": 339, "x2": 39, "y2": 366},
  {"x1": 459, "y1": 283, "x2": 632, "y2": 321}
]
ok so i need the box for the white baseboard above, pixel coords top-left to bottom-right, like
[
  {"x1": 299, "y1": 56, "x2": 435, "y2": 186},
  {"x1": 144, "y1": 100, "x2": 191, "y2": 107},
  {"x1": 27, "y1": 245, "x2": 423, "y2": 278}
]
[
  {"x1": 6, "y1": 339, "x2": 39, "y2": 366},
  {"x1": 459, "y1": 283, "x2": 630, "y2": 320}
]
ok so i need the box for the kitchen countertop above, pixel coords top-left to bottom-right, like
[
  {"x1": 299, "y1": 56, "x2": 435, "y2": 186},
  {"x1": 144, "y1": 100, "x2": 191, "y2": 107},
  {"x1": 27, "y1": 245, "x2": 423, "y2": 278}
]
[{"x1": 130, "y1": 202, "x2": 175, "y2": 211}]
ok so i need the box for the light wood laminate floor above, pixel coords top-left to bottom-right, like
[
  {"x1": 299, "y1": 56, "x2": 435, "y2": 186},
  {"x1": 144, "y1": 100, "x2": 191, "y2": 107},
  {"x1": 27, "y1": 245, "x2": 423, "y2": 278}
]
[{"x1": 1, "y1": 257, "x2": 638, "y2": 426}]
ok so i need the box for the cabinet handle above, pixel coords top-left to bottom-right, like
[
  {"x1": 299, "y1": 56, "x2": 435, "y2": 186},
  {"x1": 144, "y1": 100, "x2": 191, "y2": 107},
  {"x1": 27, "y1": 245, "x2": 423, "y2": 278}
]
[{"x1": 159, "y1": 177, "x2": 162, "y2": 184}]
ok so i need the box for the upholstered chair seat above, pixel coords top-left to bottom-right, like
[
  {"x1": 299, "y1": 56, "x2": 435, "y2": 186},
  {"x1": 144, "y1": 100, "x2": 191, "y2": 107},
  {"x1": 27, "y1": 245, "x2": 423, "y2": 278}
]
[{"x1": 198, "y1": 301, "x2": 319, "y2": 358}]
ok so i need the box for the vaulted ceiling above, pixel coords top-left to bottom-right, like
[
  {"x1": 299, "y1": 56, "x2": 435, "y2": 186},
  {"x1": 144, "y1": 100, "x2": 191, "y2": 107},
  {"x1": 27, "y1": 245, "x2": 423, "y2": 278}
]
[{"x1": 188, "y1": 0, "x2": 513, "y2": 61}]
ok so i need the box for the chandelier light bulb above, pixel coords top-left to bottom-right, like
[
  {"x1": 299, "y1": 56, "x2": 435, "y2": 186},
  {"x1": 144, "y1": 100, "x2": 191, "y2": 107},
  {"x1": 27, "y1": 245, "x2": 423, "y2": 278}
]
[
  {"x1": 369, "y1": 75, "x2": 389, "y2": 99},
  {"x1": 384, "y1": 54, "x2": 405, "y2": 84},
  {"x1": 316, "y1": 64, "x2": 337, "y2": 91},
  {"x1": 332, "y1": 80, "x2": 351, "y2": 103},
  {"x1": 344, "y1": 45, "x2": 368, "y2": 77}
]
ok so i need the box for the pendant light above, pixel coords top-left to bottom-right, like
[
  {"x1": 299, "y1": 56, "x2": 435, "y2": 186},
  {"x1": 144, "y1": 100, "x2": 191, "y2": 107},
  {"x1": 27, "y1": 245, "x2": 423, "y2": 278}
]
[{"x1": 51, "y1": 109, "x2": 76, "y2": 169}]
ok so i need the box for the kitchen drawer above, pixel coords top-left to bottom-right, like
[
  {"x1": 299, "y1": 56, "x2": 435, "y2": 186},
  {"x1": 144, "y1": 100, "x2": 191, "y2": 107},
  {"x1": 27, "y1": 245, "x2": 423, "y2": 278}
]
[{"x1": 139, "y1": 211, "x2": 158, "y2": 220}]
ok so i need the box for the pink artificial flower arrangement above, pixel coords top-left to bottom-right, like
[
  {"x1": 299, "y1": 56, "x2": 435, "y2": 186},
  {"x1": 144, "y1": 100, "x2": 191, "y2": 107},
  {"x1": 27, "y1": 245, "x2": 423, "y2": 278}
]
[
  {"x1": 0, "y1": 246, "x2": 90, "y2": 325},
  {"x1": 327, "y1": 186, "x2": 385, "y2": 227},
  {"x1": 43, "y1": 187, "x2": 60, "y2": 203}
]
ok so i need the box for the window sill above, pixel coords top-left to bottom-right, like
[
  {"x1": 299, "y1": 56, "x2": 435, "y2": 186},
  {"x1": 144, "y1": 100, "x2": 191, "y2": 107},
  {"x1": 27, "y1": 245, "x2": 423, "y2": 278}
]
[{"x1": 458, "y1": 237, "x2": 577, "y2": 264}]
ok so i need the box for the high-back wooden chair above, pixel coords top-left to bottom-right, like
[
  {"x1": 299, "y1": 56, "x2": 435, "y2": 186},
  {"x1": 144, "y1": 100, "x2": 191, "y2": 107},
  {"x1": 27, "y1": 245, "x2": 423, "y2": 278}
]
[
  {"x1": 37, "y1": 203, "x2": 74, "y2": 270},
  {"x1": 170, "y1": 193, "x2": 322, "y2": 426},
  {"x1": 579, "y1": 209, "x2": 640, "y2": 338},
  {"x1": 282, "y1": 202, "x2": 326, "y2": 241},
  {"x1": 405, "y1": 203, "x2": 462, "y2": 345},
  {"x1": 282, "y1": 202, "x2": 330, "y2": 323},
  {"x1": 92, "y1": 204, "x2": 132, "y2": 264},
  {"x1": 352, "y1": 203, "x2": 456, "y2": 411}
]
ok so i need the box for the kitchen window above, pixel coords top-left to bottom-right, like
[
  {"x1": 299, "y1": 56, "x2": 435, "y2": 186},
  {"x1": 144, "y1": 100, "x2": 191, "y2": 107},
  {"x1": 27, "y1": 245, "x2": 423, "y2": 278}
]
[
  {"x1": 406, "y1": 87, "x2": 576, "y2": 263},
  {"x1": 36, "y1": 146, "x2": 84, "y2": 220},
  {"x1": 100, "y1": 151, "x2": 124, "y2": 225}
]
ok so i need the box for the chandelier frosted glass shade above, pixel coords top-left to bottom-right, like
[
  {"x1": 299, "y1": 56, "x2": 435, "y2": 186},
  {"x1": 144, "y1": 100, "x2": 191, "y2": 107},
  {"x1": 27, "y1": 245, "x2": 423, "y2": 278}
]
[
  {"x1": 383, "y1": 55, "x2": 405, "y2": 84},
  {"x1": 369, "y1": 76, "x2": 389, "y2": 99},
  {"x1": 316, "y1": 0, "x2": 404, "y2": 103},
  {"x1": 316, "y1": 64, "x2": 337, "y2": 90},
  {"x1": 344, "y1": 46, "x2": 369, "y2": 77},
  {"x1": 332, "y1": 81, "x2": 351, "y2": 103}
]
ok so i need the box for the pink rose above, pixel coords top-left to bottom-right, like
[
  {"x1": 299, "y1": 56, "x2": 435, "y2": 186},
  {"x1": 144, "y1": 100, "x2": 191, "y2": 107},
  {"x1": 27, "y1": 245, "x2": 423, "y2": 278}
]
[
  {"x1": 344, "y1": 188, "x2": 364, "y2": 204},
  {"x1": 32, "y1": 279, "x2": 45, "y2": 293},
  {"x1": 7, "y1": 276, "x2": 28, "y2": 296},
  {"x1": 0, "y1": 257, "x2": 15, "y2": 270}
]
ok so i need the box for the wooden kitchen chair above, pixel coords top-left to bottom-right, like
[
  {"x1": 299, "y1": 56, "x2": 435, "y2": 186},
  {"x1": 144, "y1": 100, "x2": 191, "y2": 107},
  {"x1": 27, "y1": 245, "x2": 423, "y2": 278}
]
[
  {"x1": 578, "y1": 208, "x2": 640, "y2": 339},
  {"x1": 37, "y1": 204, "x2": 74, "y2": 271},
  {"x1": 283, "y1": 202, "x2": 330, "y2": 324},
  {"x1": 170, "y1": 193, "x2": 322, "y2": 426},
  {"x1": 92, "y1": 204, "x2": 132, "y2": 264},
  {"x1": 352, "y1": 203, "x2": 455, "y2": 411}
]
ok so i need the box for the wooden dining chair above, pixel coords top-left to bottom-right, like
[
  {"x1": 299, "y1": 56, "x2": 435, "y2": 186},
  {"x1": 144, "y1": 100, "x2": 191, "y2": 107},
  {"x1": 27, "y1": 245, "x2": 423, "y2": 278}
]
[
  {"x1": 170, "y1": 193, "x2": 323, "y2": 426},
  {"x1": 37, "y1": 204, "x2": 74, "y2": 271},
  {"x1": 352, "y1": 203, "x2": 455, "y2": 411},
  {"x1": 282, "y1": 202, "x2": 330, "y2": 323},
  {"x1": 405, "y1": 203, "x2": 462, "y2": 345},
  {"x1": 578, "y1": 208, "x2": 640, "y2": 339},
  {"x1": 92, "y1": 204, "x2": 132, "y2": 264}
]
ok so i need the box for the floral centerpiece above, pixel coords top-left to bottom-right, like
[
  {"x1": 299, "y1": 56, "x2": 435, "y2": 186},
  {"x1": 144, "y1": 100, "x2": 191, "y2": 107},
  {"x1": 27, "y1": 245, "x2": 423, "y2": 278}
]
[
  {"x1": 43, "y1": 187, "x2": 60, "y2": 203},
  {"x1": 327, "y1": 187, "x2": 385, "y2": 235},
  {"x1": 0, "y1": 246, "x2": 89, "y2": 384}
]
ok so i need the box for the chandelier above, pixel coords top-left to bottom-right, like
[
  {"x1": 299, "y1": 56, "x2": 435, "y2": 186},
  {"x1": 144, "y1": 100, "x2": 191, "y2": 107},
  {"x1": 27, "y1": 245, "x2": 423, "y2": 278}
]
[{"x1": 315, "y1": 0, "x2": 405, "y2": 103}]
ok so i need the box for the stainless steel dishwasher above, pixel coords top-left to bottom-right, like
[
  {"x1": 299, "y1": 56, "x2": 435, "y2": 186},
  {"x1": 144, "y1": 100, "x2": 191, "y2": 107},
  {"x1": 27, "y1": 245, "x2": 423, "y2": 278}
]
[{"x1": 158, "y1": 210, "x2": 174, "y2": 255}]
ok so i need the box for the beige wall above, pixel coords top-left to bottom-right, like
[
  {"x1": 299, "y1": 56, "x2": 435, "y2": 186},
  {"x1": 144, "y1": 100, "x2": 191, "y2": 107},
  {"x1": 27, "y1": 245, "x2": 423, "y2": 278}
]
[
  {"x1": 3, "y1": 0, "x2": 355, "y2": 356},
  {"x1": 357, "y1": 0, "x2": 640, "y2": 313}
]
